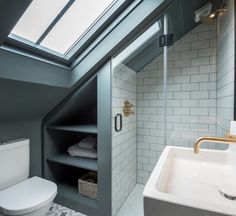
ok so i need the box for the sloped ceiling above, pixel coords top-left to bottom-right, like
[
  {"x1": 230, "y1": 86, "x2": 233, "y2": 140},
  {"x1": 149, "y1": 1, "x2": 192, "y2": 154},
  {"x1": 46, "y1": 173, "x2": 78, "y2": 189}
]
[
  {"x1": 124, "y1": 0, "x2": 215, "y2": 72},
  {"x1": 0, "y1": 0, "x2": 71, "y2": 88}
]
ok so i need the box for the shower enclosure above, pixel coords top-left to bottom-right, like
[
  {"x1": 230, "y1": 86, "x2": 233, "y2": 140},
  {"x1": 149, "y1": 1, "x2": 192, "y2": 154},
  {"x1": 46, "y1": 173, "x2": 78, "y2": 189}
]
[{"x1": 111, "y1": 0, "x2": 234, "y2": 215}]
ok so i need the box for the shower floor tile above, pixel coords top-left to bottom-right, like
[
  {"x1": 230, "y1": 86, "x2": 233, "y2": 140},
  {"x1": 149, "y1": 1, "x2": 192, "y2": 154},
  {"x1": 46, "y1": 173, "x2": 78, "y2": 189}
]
[{"x1": 116, "y1": 184, "x2": 145, "y2": 216}]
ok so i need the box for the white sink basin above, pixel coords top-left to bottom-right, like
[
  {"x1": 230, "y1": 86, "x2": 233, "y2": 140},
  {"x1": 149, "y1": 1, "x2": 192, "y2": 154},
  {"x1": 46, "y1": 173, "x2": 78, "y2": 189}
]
[{"x1": 143, "y1": 146, "x2": 236, "y2": 216}]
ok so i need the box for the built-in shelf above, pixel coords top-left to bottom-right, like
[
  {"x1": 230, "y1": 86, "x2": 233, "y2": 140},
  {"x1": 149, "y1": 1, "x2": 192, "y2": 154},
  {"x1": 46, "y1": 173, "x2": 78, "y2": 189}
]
[
  {"x1": 57, "y1": 183, "x2": 97, "y2": 208},
  {"x1": 43, "y1": 75, "x2": 111, "y2": 215},
  {"x1": 47, "y1": 153, "x2": 97, "y2": 171},
  {"x1": 47, "y1": 124, "x2": 97, "y2": 134}
]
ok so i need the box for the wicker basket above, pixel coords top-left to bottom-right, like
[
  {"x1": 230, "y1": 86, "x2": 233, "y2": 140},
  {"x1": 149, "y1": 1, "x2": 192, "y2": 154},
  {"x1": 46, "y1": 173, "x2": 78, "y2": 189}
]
[{"x1": 78, "y1": 172, "x2": 97, "y2": 199}]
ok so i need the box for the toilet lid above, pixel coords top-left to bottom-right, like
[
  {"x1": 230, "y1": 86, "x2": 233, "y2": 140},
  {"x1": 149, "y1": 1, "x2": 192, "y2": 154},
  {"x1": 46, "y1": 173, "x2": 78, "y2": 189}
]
[{"x1": 0, "y1": 176, "x2": 57, "y2": 216}]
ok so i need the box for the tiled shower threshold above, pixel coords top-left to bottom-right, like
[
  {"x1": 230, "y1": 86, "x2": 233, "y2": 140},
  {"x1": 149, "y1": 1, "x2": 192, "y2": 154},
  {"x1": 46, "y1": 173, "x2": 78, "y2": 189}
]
[{"x1": 116, "y1": 184, "x2": 145, "y2": 216}]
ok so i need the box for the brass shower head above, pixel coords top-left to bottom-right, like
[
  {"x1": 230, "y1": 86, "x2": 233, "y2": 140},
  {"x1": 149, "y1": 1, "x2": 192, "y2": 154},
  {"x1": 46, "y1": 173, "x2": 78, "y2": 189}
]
[{"x1": 200, "y1": 6, "x2": 226, "y2": 25}]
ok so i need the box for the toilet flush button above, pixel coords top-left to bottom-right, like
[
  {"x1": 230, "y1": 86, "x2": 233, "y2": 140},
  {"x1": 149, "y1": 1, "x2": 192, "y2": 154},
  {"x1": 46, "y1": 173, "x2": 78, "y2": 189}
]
[{"x1": 219, "y1": 184, "x2": 236, "y2": 200}]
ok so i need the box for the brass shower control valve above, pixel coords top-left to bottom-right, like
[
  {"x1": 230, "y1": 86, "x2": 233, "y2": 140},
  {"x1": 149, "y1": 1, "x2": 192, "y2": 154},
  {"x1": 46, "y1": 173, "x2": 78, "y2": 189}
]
[{"x1": 123, "y1": 100, "x2": 134, "y2": 117}]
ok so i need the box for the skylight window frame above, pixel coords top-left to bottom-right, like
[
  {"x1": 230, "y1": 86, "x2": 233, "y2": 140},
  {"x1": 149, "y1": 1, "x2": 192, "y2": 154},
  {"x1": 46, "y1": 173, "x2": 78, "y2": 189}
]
[
  {"x1": 5, "y1": 0, "x2": 137, "y2": 67},
  {"x1": 36, "y1": 0, "x2": 76, "y2": 45},
  {"x1": 63, "y1": 0, "x2": 119, "y2": 56},
  {"x1": 67, "y1": 0, "x2": 134, "y2": 62},
  {"x1": 6, "y1": 33, "x2": 69, "y2": 65}
]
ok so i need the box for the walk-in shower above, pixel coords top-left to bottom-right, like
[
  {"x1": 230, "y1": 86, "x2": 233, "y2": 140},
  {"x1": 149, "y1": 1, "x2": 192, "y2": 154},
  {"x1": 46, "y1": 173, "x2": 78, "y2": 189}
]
[{"x1": 111, "y1": 0, "x2": 234, "y2": 215}]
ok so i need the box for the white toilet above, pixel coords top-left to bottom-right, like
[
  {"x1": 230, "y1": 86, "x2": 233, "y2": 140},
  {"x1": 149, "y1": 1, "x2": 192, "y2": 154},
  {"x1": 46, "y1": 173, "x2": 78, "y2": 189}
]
[{"x1": 0, "y1": 138, "x2": 57, "y2": 216}]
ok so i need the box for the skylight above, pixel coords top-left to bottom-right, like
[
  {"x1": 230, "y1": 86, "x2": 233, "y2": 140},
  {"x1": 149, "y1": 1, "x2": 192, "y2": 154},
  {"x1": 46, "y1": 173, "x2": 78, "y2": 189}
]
[
  {"x1": 11, "y1": 0, "x2": 69, "y2": 43},
  {"x1": 41, "y1": 0, "x2": 115, "y2": 54},
  {"x1": 9, "y1": 0, "x2": 116, "y2": 55}
]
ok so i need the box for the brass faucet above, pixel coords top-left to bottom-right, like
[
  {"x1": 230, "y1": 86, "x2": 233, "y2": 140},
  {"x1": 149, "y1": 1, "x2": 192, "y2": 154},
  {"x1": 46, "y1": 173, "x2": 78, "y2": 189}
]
[{"x1": 194, "y1": 133, "x2": 236, "y2": 153}]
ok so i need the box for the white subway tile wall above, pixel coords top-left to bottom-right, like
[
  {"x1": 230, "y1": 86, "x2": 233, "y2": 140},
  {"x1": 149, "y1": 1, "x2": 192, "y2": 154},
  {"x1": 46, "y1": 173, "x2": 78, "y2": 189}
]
[
  {"x1": 111, "y1": 3, "x2": 235, "y2": 212},
  {"x1": 216, "y1": 0, "x2": 235, "y2": 149},
  {"x1": 112, "y1": 63, "x2": 137, "y2": 215},
  {"x1": 137, "y1": 22, "x2": 218, "y2": 184}
]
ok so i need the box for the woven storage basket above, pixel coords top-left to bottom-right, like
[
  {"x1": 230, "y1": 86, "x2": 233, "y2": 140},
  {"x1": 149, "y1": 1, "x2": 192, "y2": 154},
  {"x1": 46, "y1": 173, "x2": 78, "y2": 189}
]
[{"x1": 78, "y1": 172, "x2": 97, "y2": 199}]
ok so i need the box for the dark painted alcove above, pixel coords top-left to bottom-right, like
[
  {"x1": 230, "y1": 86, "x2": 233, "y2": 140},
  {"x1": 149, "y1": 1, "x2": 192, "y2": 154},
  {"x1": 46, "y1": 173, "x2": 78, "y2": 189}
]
[{"x1": 0, "y1": 78, "x2": 69, "y2": 176}]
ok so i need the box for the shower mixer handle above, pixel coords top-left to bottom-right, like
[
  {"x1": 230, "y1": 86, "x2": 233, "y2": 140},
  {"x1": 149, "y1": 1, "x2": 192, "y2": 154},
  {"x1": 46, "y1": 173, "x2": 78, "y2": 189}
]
[{"x1": 123, "y1": 100, "x2": 134, "y2": 117}]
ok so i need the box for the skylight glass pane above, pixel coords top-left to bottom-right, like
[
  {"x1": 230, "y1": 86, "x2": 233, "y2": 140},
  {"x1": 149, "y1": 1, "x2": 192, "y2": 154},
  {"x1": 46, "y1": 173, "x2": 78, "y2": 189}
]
[
  {"x1": 11, "y1": 0, "x2": 69, "y2": 43},
  {"x1": 41, "y1": 0, "x2": 115, "y2": 54}
]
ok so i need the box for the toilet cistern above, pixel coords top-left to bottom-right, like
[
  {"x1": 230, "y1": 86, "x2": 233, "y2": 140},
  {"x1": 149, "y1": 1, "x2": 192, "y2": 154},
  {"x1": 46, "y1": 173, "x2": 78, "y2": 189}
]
[{"x1": 0, "y1": 138, "x2": 57, "y2": 216}]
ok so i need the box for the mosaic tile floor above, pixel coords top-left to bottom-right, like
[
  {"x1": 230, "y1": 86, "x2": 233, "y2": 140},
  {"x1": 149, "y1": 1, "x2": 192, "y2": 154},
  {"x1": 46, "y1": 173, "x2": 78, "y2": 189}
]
[
  {"x1": 48, "y1": 184, "x2": 144, "y2": 216},
  {"x1": 46, "y1": 203, "x2": 86, "y2": 216}
]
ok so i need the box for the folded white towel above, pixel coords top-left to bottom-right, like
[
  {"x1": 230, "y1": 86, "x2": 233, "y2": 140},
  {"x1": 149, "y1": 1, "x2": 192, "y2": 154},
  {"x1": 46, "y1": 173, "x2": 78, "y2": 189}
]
[
  {"x1": 68, "y1": 144, "x2": 97, "y2": 159},
  {"x1": 78, "y1": 136, "x2": 97, "y2": 150}
]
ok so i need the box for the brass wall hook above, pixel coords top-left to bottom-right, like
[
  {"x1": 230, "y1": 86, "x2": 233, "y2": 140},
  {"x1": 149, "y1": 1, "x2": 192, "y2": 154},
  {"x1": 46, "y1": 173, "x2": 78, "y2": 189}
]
[{"x1": 123, "y1": 100, "x2": 134, "y2": 117}]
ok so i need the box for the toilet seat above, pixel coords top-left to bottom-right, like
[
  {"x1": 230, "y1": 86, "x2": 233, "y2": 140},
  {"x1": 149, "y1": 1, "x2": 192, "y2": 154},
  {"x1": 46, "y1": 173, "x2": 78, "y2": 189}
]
[{"x1": 0, "y1": 176, "x2": 57, "y2": 216}]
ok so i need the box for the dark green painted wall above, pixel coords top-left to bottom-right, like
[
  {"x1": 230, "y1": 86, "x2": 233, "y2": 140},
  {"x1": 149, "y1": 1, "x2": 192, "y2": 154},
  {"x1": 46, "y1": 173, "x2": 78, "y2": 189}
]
[
  {"x1": 0, "y1": 0, "x2": 71, "y2": 177},
  {"x1": 0, "y1": 78, "x2": 69, "y2": 176},
  {"x1": 0, "y1": 79, "x2": 69, "y2": 121},
  {"x1": 0, "y1": 48, "x2": 70, "y2": 88}
]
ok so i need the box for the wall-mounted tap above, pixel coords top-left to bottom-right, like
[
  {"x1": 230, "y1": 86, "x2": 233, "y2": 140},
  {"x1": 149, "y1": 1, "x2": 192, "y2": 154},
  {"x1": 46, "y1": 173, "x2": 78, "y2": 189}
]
[
  {"x1": 194, "y1": 133, "x2": 236, "y2": 153},
  {"x1": 123, "y1": 100, "x2": 134, "y2": 117}
]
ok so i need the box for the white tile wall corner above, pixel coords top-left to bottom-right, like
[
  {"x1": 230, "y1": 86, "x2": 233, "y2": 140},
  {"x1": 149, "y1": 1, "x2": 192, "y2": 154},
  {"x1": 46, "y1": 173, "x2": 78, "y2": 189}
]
[
  {"x1": 137, "y1": 23, "x2": 218, "y2": 184},
  {"x1": 216, "y1": 0, "x2": 235, "y2": 149},
  {"x1": 112, "y1": 63, "x2": 137, "y2": 216}
]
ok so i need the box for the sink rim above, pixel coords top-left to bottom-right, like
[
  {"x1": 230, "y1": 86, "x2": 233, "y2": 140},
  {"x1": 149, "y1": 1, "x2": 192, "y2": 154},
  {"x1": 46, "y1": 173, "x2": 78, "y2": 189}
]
[{"x1": 143, "y1": 146, "x2": 236, "y2": 216}]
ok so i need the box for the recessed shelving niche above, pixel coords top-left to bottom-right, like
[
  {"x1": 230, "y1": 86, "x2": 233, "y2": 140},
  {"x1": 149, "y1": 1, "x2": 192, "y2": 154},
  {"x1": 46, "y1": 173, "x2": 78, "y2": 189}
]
[{"x1": 42, "y1": 70, "x2": 111, "y2": 216}]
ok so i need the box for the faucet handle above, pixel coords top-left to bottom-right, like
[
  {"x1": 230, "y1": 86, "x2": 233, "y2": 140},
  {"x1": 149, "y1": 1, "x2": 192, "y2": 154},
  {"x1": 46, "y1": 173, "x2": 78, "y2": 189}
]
[{"x1": 123, "y1": 100, "x2": 134, "y2": 117}]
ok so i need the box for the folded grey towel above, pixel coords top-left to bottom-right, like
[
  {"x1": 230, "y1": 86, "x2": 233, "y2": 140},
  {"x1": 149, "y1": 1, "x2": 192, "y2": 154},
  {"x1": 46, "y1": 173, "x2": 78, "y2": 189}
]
[
  {"x1": 68, "y1": 144, "x2": 97, "y2": 159},
  {"x1": 78, "y1": 136, "x2": 97, "y2": 150}
]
